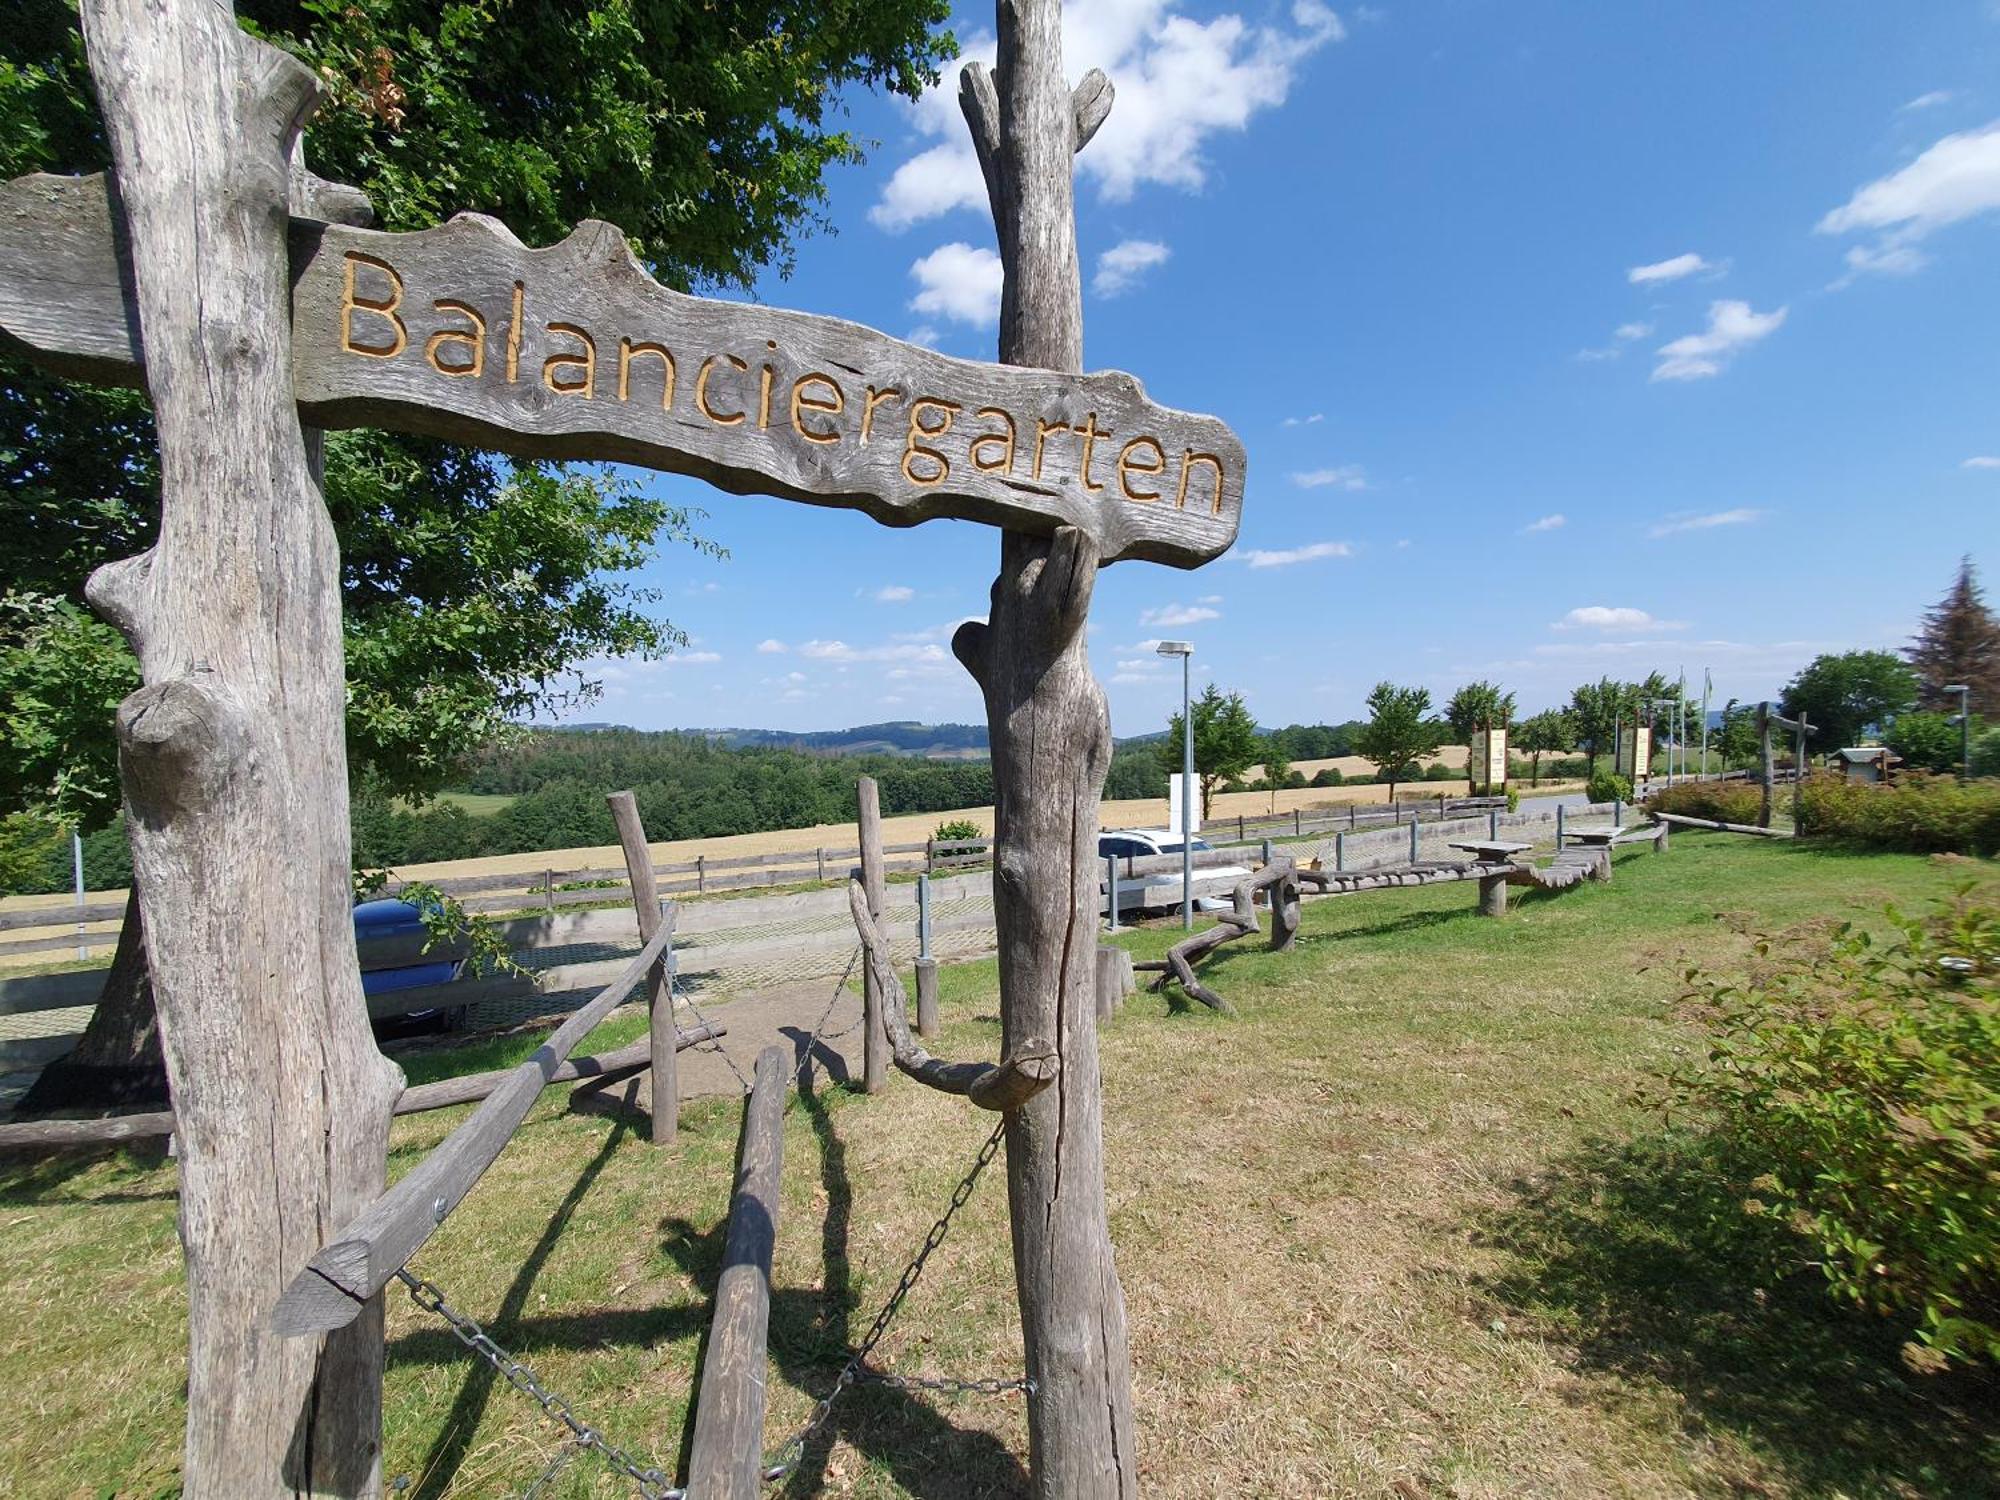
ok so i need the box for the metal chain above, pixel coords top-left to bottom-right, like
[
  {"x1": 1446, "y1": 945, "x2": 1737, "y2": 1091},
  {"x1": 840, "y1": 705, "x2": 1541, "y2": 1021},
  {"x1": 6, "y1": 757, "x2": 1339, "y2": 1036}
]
[
  {"x1": 667, "y1": 965, "x2": 756, "y2": 1095},
  {"x1": 396, "y1": 1268, "x2": 684, "y2": 1500},
  {"x1": 760, "y1": 1116, "x2": 1030, "y2": 1486},
  {"x1": 791, "y1": 945, "x2": 863, "y2": 1088}
]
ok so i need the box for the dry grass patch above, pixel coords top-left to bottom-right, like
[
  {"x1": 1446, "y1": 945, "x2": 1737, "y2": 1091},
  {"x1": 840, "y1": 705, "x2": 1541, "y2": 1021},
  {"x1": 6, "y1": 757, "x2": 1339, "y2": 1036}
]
[{"x1": 0, "y1": 838, "x2": 1994, "y2": 1496}]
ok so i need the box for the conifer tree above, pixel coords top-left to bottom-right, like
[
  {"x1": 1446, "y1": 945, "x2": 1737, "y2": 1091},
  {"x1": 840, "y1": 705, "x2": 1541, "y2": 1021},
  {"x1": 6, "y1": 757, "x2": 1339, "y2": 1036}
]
[{"x1": 1907, "y1": 557, "x2": 2000, "y2": 715}]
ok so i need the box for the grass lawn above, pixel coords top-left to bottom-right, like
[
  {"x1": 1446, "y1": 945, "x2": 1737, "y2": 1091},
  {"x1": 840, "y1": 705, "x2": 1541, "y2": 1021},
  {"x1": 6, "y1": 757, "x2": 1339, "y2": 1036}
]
[{"x1": 2, "y1": 837, "x2": 1995, "y2": 1497}]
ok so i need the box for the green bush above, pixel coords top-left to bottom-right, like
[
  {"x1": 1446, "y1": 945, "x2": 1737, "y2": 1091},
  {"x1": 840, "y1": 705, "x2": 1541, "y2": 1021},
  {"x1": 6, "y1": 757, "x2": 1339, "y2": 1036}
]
[
  {"x1": 933, "y1": 818, "x2": 983, "y2": 844},
  {"x1": 1662, "y1": 890, "x2": 2000, "y2": 1366},
  {"x1": 1797, "y1": 773, "x2": 2000, "y2": 855},
  {"x1": 1505, "y1": 785, "x2": 1520, "y2": 813},
  {"x1": 1586, "y1": 769, "x2": 1631, "y2": 805},
  {"x1": 1310, "y1": 767, "x2": 1344, "y2": 788},
  {"x1": 1421, "y1": 762, "x2": 1458, "y2": 782},
  {"x1": 1649, "y1": 779, "x2": 1764, "y2": 825}
]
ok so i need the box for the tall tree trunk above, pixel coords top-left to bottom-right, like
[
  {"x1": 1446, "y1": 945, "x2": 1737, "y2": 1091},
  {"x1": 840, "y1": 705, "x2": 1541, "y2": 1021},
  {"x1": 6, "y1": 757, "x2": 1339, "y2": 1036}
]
[
  {"x1": 80, "y1": 2, "x2": 402, "y2": 1493},
  {"x1": 14, "y1": 887, "x2": 165, "y2": 1113},
  {"x1": 953, "y1": 3, "x2": 1138, "y2": 1492}
]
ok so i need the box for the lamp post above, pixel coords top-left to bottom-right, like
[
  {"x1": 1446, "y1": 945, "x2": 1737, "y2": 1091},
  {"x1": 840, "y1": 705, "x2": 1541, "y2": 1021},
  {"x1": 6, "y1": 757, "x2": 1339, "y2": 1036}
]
[
  {"x1": 1157, "y1": 639, "x2": 1195, "y2": 929},
  {"x1": 1945, "y1": 683, "x2": 1971, "y2": 780}
]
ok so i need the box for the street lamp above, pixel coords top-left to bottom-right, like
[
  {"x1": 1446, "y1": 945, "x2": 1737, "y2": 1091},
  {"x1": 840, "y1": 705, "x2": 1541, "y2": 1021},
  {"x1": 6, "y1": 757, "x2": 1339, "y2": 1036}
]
[
  {"x1": 1945, "y1": 683, "x2": 1971, "y2": 780},
  {"x1": 1157, "y1": 639, "x2": 1195, "y2": 929}
]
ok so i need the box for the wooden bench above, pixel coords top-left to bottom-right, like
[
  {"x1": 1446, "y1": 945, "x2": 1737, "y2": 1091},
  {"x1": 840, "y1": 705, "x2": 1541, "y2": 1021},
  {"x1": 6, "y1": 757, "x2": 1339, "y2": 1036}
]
[{"x1": 1559, "y1": 824, "x2": 1622, "y2": 850}]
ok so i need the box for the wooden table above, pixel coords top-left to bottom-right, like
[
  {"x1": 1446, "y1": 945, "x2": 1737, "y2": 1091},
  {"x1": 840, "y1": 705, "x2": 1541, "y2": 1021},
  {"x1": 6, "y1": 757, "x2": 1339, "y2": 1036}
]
[
  {"x1": 1447, "y1": 839, "x2": 1533, "y2": 865},
  {"x1": 1559, "y1": 825, "x2": 1622, "y2": 850}
]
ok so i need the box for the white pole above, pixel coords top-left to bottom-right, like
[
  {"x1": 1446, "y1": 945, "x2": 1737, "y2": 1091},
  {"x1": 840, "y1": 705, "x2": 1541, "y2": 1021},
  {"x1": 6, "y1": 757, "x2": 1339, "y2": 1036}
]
[
  {"x1": 1700, "y1": 669, "x2": 1711, "y2": 776},
  {"x1": 72, "y1": 829, "x2": 87, "y2": 960},
  {"x1": 1180, "y1": 652, "x2": 1193, "y2": 931}
]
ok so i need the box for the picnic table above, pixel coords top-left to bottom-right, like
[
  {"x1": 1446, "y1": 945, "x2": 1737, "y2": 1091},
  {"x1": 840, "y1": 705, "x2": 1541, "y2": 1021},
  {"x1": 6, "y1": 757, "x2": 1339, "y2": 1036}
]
[
  {"x1": 1447, "y1": 839, "x2": 1533, "y2": 864},
  {"x1": 1559, "y1": 824, "x2": 1623, "y2": 850}
]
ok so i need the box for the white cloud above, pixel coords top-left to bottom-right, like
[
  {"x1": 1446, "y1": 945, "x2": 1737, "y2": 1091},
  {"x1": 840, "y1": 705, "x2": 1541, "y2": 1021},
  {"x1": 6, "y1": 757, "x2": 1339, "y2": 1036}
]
[
  {"x1": 799, "y1": 639, "x2": 951, "y2": 665},
  {"x1": 871, "y1": 585, "x2": 916, "y2": 603},
  {"x1": 1575, "y1": 345, "x2": 1622, "y2": 363},
  {"x1": 1628, "y1": 252, "x2": 1718, "y2": 285},
  {"x1": 1289, "y1": 464, "x2": 1368, "y2": 490},
  {"x1": 1139, "y1": 602, "x2": 1222, "y2": 627},
  {"x1": 664, "y1": 650, "x2": 722, "y2": 665},
  {"x1": 1901, "y1": 89, "x2": 1956, "y2": 113},
  {"x1": 1646, "y1": 507, "x2": 1763, "y2": 538},
  {"x1": 1196, "y1": 594, "x2": 1223, "y2": 604},
  {"x1": 909, "y1": 242, "x2": 1003, "y2": 327},
  {"x1": 1239, "y1": 540, "x2": 1352, "y2": 568},
  {"x1": 1963, "y1": 455, "x2": 2000, "y2": 469},
  {"x1": 1839, "y1": 242, "x2": 1929, "y2": 279},
  {"x1": 907, "y1": 324, "x2": 942, "y2": 349},
  {"x1": 1651, "y1": 300, "x2": 1787, "y2": 381},
  {"x1": 1615, "y1": 321, "x2": 1653, "y2": 340},
  {"x1": 1114, "y1": 657, "x2": 1164, "y2": 672},
  {"x1": 756, "y1": 639, "x2": 787, "y2": 654},
  {"x1": 1522, "y1": 513, "x2": 1566, "y2": 533},
  {"x1": 1281, "y1": 412, "x2": 1325, "y2": 427},
  {"x1": 1818, "y1": 121, "x2": 2000, "y2": 278},
  {"x1": 1552, "y1": 605, "x2": 1682, "y2": 632},
  {"x1": 1093, "y1": 238, "x2": 1171, "y2": 297},
  {"x1": 871, "y1": 1, "x2": 1345, "y2": 232}
]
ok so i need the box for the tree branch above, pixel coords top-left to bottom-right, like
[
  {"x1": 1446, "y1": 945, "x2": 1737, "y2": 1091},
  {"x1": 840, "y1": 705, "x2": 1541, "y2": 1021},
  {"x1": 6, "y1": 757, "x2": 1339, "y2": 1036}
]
[{"x1": 847, "y1": 880, "x2": 1055, "y2": 1111}]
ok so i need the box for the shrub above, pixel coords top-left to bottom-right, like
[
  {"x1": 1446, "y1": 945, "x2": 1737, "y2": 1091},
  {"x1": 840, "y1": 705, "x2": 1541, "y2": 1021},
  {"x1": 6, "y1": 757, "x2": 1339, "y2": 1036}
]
[
  {"x1": 1421, "y1": 762, "x2": 1458, "y2": 782},
  {"x1": 1586, "y1": 769, "x2": 1631, "y2": 805},
  {"x1": 1310, "y1": 767, "x2": 1344, "y2": 788},
  {"x1": 933, "y1": 818, "x2": 983, "y2": 844},
  {"x1": 1661, "y1": 890, "x2": 2000, "y2": 1366},
  {"x1": 1649, "y1": 779, "x2": 1764, "y2": 825},
  {"x1": 1797, "y1": 772, "x2": 2000, "y2": 855},
  {"x1": 1505, "y1": 785, "x2": 1520, "y2": 813}
]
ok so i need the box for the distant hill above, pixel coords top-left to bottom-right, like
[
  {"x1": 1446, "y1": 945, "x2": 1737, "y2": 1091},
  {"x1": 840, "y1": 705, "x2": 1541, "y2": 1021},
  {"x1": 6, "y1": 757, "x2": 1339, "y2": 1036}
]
[{"x1": 699, "y1": 721, "x2": 991, "y2": 759}]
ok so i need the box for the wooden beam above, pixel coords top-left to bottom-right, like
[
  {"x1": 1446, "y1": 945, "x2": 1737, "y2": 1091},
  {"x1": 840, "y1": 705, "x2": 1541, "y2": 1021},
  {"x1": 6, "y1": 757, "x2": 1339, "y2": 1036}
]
[
  {"x1": 607, "y1": 790, "x2": 676, "y2": 1145},
  {"x1": 855, "y1": 778, "x2": 889, "y2": 1093},
  {"x1": 1651, "y1": 811, "x2": 1792, "y2": 838},
  {"x1": 0, "y1": 1024, "x2": 725, "y2": 1151},
  {"x1": 0, "y1": 173, "x2": 1246, "y2": 569},
  {"x1": 271, "y1": 922, "x2": 674, "y2": 1336},
  {"x1": 686, "y1": 1045, "x2": 788, "y2": 1500}
]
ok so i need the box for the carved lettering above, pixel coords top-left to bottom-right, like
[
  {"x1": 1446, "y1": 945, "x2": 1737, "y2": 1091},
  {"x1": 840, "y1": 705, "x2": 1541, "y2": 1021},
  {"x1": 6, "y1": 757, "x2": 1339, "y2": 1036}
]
[
  {"x1": 340, "y1": 252, "x2": 406, "y2": 358},
  {"x1": 617, "y1": 339, "x2": 675, "y2": 407},
  {"x1": 542, "y1": 322, "x2": 596, "y2": 398},
  {"x1": 862, "y1": 385, "x2": 903, "y2": 445},
  {"x1": 1117, "y1": 437, "x2": 1165, "y2": 502},
  {"x1": 1177, "y1": 450, "x2": 1225, "y2": 515},
  {"x1": 697, "y1": 354, "x2": 748, "y2": 425},
  {"x1": 1032, "y1": 417, "x2": 1070, "y2": 482},
  {"x1": 506, "y1": 281, "x2": 524, "y2": 382},
  {"x1": 790, "y1": 373, "x2": 845, "y2": 444},
  {"x1": 902, "y1": 397, "x2": 962, "y2": 486},
  {"x1": 425, "y1": 299, "x2": 485, "y2": 378},
  {"x1": 969, "y1": 407, "x2": 1018, "y2": 474},
  {"x1": 758, "y1": 342, "x2": 777, "y2": 430},
  {"x1": 1076, "y1": 412, "x2": 1111, "y2": 493}
]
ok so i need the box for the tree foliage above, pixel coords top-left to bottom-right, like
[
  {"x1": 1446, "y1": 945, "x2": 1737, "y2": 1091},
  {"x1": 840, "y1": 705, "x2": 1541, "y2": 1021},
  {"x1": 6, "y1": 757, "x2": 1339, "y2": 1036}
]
[
  {"x1": 1353, "y1": 682, "x2": 1442, "y2": 800},
  {"x1": 1514, "y1": 708, "x2": 1574, "y2": 785},
  {"x1": 1782, "y1": 651, "x2": 1920, "y2": 755},
  {"x1": 1445, "y1": 680, "x2": 1515, "y2": 740},
  {"x1": 1162, "y1": 685, "x2": 1261, "y2": 817},
  {"x1": 1906, "y1": 557, "x2": 2000, "y2": 717},
  {"x1": 1886, "y1": 711, "x2": 1966, "y2": 776},
  {"x1": 1567, "y1": 678, "x2": 1625, "y2": 771}
]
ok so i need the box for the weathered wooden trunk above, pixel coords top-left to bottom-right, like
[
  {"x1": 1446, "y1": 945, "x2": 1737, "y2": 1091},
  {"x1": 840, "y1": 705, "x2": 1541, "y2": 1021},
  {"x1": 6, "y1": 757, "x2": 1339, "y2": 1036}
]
[
  {"x1": 15, "y1": 888, "x2": 165, "y2": 1113},
  {"x1": 79, "y1": 1, "x2": 403, "y2": 1491},
  {"x1": 952, "y1": 1, "x2": 1137, "y2": 1490}
]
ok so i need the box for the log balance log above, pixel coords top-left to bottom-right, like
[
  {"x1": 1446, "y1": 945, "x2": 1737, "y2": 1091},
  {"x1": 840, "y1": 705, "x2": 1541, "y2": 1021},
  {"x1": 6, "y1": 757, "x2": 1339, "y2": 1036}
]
[
  {"x1": 1133, "y1": 858, "x2": 1298, "y2": 1017},
  {"x1": 0, "y1": 1021, "x2": 726, "y2": 1152},
  {"x1": 1650, "y1": 811, "x2": 1791, "y2": 839},
  {"x1": 275, "y1": 922, "x2": 677, "y2": 1334},
  {"x1": 848, "y1": 880, "x2": 1055, "y2": 1111},
  {"x1": 686, "y1": 1044, "x2": 788, "y2": 1500}
]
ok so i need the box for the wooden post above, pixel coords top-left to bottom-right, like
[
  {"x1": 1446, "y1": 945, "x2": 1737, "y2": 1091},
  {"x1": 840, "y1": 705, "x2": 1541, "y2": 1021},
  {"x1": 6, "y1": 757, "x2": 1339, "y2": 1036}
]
[
  {"x1": 1268, "y1": 863, "x2": 1300, "y2": 952},
  {"x1": 955, "y1": 10, "x2": 1137, "y2": 1489},
  {"x1": 854, "y1": 776, "x2": 889, "y2": 1093},
  {"x1": 542, "y1": 868, "x2": 555, "y2": 911},
  {"x1": 1335, "y1": 831, "x2": 1346, "y2": 871},
  {"x1": 607, "y1": 789, "x2": 677, "y2": 1145},
  {"x1": 1409, "y1": 818, "x2": 1420, "y2": 864},
  {"x1": 1557, "y1": 802, "x2": 1566, "y2": 846},
  {"x1": 915, "y1": 957, "x2": 941, "y2": 1039},
  {"x1": 1478, "y1": 873, "x2": 1509, "y2": 918},
  {"x1": 74, "y1": 3, "x2": 404, "y2": 1489},
  {"x1": 686, "y1": 1045, "x2": 788, "y2": 1500},
  {"x1": 1758, "y1": 701, "x2": 1775, "y2": 828},
  {"x1": 1794, "y1": 714, "x2": 1809, "y2": 824},
  {"x1": 816, "y1": 846, "x2": 826, "y2": 884},
  {"x1": 696, "y1": 853, "x2": 706, "y2": 894}
]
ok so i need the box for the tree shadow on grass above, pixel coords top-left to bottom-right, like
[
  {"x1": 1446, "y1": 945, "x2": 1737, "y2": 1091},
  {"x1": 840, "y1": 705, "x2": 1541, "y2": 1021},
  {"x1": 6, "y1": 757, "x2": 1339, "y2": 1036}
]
[
  {"x1": 656, "y1": 1070, "x2": 1027, "y2": 1499},
  {"x1": 1476, "y1": 1130, "x2": 2000, "y2": 1497}
]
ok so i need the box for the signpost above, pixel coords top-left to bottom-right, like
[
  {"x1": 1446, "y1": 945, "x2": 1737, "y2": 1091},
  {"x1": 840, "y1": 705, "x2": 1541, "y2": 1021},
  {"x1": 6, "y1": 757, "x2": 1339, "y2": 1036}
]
[{"x1": 1, "y1": 0, "x2": 1220, "y2": 1490}]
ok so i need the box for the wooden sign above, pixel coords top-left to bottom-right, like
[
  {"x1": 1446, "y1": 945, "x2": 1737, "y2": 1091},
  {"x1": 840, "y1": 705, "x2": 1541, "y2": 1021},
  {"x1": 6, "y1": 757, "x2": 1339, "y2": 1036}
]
[
  {"x1": 0, "y1": 173, "x2": 1245, "y2": 567},
  {"x1": 1469, "y1": 726, "x2": 1508, "y2": 790}
]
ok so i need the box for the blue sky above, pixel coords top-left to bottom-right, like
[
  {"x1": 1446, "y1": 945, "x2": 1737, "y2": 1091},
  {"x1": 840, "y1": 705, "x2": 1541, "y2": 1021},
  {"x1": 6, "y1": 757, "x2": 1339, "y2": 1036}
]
[{"x1": 568, "y1": 0, "x2": 2000, "y2": 740}]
